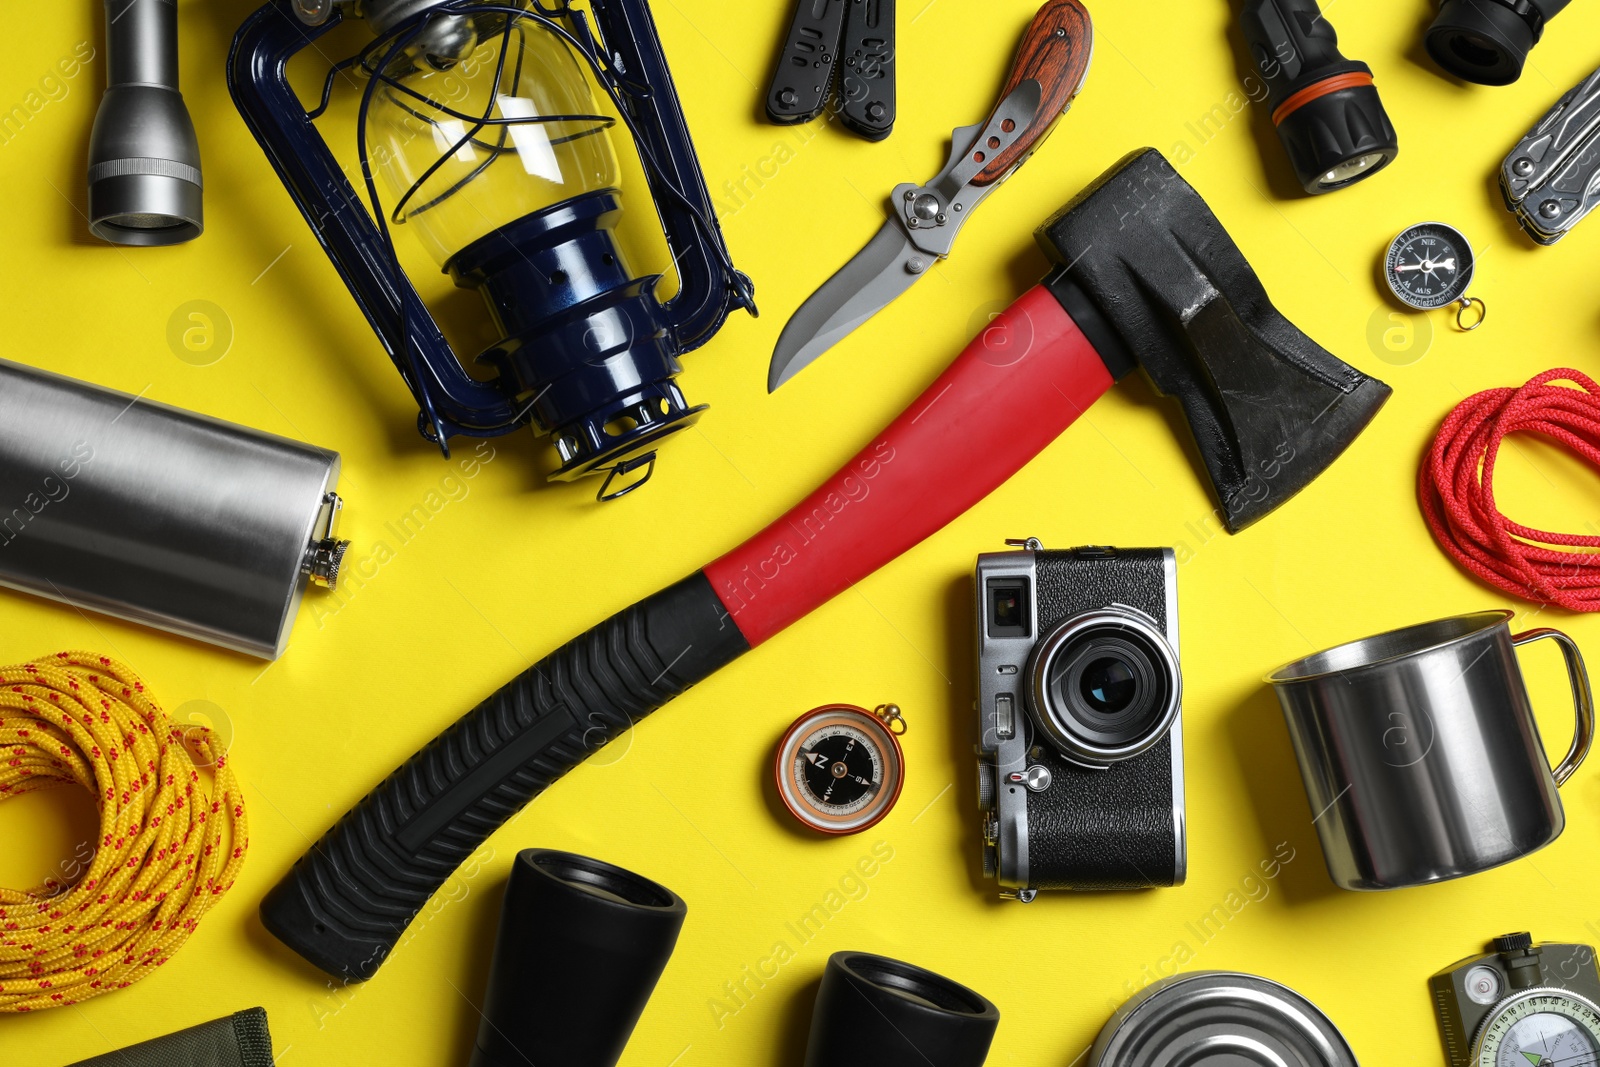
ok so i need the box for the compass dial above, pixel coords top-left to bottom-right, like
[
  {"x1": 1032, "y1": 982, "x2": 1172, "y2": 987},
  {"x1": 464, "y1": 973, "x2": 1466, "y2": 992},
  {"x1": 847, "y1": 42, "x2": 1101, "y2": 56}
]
[
  {"x1": 799, "y1": 725, "x2": 882, "y2": 813},
  {"x1": 1386, "y1": 222, "x2": 1476, "y2": 311},
  {"x1": 776, "y1": 705, "x2": 905, "y2": 834},
  {"x1": 1473, "y1": 989, "x2": 1600, "y2": 1067}
]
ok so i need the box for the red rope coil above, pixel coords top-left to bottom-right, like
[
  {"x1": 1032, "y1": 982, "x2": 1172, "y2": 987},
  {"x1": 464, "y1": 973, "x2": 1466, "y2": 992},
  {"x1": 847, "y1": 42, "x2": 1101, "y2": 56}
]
[{"x1": 1420, "y1": 368, "x2": 1600, "y2": 611}]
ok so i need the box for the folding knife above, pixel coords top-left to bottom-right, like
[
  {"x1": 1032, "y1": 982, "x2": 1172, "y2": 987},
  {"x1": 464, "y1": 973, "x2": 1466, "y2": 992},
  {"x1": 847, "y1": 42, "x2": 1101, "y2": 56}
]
[
  {"x1": 768, "y1": 0, "x2": 1094, "y2": 391},
  {"x1": 1501, "y1": 64, "x2": 1600, "y2": 245}
]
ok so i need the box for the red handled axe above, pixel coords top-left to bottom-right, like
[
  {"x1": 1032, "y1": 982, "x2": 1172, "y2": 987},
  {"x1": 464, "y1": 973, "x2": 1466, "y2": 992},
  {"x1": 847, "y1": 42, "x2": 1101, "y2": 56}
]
[{"x1": 262, "y1": 148, "x2": 1390, "y2": 981}]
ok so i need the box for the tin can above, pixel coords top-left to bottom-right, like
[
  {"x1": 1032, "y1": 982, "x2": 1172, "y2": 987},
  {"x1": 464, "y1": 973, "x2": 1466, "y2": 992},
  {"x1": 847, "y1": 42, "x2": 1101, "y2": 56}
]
[{"x1": 1090, "y1": 971, "x2": 1358, "y2": 1066}]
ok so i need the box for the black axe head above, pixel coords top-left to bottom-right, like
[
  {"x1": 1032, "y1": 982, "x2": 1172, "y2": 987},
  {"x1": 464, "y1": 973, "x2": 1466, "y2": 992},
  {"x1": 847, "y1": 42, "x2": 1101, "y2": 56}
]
[{"x1": 1036, "y1": 148, "x2": 1391, "y2": 533}]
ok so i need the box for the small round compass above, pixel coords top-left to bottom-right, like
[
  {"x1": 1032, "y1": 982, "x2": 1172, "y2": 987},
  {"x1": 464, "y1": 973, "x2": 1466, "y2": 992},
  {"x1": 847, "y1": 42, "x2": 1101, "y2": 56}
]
[
  {"x1": 775, "y1": 704, "x2": 906, "y2": 834},
  {"x1": 1385, "y1": 221, "x2": 1486, "y2": 331}
]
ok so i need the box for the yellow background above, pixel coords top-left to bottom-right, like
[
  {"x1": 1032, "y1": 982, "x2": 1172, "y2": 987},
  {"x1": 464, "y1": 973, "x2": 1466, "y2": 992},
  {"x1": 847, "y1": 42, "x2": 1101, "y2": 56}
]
[{"x1": 4, "y1": 1, "x2": 1600, "y2": 1064}]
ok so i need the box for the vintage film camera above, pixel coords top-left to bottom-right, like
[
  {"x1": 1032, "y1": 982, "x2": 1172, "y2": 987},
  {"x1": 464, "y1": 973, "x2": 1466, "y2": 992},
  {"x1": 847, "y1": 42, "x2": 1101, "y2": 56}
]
[
  {"x1": 1431, "y1": 932, "x2": 1600, "y2": 1067},
  {"x1": 974, "y1": 542, "x2": 1185, "y2": 901}
]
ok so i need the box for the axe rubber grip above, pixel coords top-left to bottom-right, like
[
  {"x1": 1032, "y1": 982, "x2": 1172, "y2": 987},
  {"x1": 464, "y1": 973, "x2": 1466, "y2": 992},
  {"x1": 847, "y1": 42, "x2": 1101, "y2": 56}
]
[
  {"x1": 259, "y1": 572, "x2": 747, "y2": 981},
  {"x1": 261, "y1": 284, "x2": 1112, "y2": 979}
]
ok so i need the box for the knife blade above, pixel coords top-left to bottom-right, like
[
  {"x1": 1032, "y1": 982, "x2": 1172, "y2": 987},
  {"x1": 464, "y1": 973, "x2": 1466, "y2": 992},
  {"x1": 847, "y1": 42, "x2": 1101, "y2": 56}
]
[{"x1": 768, "y1": 0, "x2": 1095, "y2": 392}]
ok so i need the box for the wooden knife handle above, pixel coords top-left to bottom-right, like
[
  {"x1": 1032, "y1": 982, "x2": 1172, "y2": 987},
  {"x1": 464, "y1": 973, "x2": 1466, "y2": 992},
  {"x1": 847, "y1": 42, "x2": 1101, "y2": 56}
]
[{"x1": 972, "y1": 0, "x2": 1094, "y2": 186}]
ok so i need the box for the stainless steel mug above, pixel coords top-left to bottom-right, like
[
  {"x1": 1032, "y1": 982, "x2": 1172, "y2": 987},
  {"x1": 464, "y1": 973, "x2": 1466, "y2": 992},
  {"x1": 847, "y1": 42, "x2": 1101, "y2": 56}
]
[{"x1": 1266, "y1": 610, "x2": 1594, "y2": 890}]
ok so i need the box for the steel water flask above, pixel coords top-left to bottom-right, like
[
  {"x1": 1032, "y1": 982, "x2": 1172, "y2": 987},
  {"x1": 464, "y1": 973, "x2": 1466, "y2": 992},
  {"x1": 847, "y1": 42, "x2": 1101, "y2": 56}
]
[{"x1": 0, "y1": 358, "x2": 348, "y2": 658}]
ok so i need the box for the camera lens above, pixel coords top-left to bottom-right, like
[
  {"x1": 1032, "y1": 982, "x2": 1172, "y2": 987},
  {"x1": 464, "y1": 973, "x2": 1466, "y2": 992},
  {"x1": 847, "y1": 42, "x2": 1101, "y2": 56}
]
[
  {"x1": 1079, "y1": 656, "x2": 1137, "y2": 714},
  {"x1": 1044, "y1": 636, "x2": 1164, "y2": 743},
  {"x1": 1028, "y1": 609, "x2": 1180, "y2": 765}
]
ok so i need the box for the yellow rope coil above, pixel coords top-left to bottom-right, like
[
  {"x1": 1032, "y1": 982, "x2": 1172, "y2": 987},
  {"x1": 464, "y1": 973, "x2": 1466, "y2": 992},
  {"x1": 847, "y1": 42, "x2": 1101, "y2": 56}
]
[{"x1": 0, "y1": 652, "x2": 247, "y2": 1012}]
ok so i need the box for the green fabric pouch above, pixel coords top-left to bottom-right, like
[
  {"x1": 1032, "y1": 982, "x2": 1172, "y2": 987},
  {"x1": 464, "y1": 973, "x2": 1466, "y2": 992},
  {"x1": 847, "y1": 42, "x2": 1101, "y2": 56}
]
[{"x1": 65, "y1": 1008, "x2": 274, "y2": 1067}]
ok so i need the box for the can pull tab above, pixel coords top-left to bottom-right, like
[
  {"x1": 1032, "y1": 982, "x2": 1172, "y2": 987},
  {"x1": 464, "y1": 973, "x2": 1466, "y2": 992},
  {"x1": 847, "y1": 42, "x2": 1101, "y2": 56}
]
[{"x1": 303, "y1": 491, "x2": 351, "y2": 590}]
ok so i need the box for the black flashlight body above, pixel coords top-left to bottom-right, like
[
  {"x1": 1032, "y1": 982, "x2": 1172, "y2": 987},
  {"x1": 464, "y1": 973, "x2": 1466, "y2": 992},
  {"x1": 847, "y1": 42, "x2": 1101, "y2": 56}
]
[
  {"x1": 1426, "y1": 0, "x2": 1570, "y2": 85},
  {"x1": 466, "y1": 850, "x2": 686, "y2": 1067},
  {"x1": 1238, "y1": 0, "x2": 1398, "y2": 194},
  {"x1": 88, "y1": 0, "x2": 203, "y2": 244},
  {"x1": 802, "y1": 953, "x2": 1001, "y2": 1067}
]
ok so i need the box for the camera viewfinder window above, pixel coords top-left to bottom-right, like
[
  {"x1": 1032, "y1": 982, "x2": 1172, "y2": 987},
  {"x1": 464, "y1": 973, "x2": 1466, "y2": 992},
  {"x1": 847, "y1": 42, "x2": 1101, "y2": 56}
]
[{"x1": 987, "y1": 579, "x2": 1030, "y2": 639}]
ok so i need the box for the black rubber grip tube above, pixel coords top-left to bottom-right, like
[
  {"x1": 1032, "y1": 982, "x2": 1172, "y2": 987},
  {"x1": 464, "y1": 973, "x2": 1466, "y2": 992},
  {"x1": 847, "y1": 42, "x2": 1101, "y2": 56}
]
[{"x1": 259, "y1": 573, "x2": 748, "y2": 980}]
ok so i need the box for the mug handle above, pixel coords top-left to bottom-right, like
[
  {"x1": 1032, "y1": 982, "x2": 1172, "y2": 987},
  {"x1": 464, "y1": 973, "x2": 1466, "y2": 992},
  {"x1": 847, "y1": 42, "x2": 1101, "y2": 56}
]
[{"x1": 1513, "y1": 628, "x2": 1597, "y2": 785}]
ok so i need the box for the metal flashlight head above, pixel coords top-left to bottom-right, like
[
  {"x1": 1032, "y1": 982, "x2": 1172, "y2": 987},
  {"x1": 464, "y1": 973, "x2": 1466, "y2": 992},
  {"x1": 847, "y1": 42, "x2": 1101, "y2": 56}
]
[
  {"x1": 1426, "y1": 0, "x2": 1570, "y2": 86},
  {"x1": 1238, "y1": 0, "x2": 1398, "y2": 195},
  {"x1": 88, "y1": 0, "x2": 202, "y2": 245}
]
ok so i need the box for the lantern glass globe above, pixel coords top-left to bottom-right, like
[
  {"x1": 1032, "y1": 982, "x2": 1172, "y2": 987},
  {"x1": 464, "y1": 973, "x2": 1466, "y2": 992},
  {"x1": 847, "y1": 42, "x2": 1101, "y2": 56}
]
[{"x1": 368, "y1": 17, "x2": 621, "y2": 267}]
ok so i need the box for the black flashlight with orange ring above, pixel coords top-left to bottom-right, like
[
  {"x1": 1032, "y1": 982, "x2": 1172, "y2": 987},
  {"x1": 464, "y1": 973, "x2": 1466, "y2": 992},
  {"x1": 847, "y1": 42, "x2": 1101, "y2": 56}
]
[{"x1": 1238, "y1": 0, "x2": 1398, "y2": 195}]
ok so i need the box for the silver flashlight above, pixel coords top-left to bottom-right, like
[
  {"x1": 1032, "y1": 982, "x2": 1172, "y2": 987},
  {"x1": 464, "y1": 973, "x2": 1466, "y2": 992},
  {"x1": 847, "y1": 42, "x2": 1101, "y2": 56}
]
[{"x1": 87, "y1": 0, "x2": 202, "y2": 244}]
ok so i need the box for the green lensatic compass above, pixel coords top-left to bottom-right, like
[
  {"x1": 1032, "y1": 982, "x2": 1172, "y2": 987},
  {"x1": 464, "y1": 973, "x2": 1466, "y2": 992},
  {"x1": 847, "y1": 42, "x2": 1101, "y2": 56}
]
[
  {"x1": 1477, "y1": 989, "x2": 1600, "y2": 1066},
  {"x1": 1431, "y1": 933, "x2": 1600, "y2": 1067}
]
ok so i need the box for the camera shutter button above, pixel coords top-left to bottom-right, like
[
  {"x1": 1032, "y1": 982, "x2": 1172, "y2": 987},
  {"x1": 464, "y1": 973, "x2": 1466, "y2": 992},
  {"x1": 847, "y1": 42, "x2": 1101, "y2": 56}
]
[{"x1": 1008, "y1": 766, "x2": 1053, "y2": 792}]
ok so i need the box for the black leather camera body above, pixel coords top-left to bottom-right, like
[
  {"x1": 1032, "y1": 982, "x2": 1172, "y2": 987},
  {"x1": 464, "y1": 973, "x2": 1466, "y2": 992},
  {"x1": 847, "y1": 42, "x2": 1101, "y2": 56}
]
[{"x1": 974, "y1": 543, "x2": 1185, "y2": 901}]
